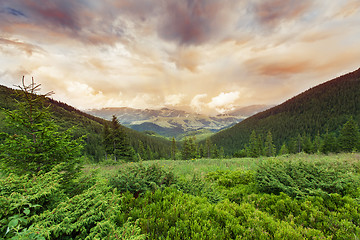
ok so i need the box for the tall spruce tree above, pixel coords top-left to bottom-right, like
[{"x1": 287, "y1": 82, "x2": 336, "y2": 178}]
[
  {"x1": 105, "y1": 115, "x2": 134, "y2": 161},
  {"x1": 338, "y1": 117, "x2": 360, "y2": 152},
  {"x1": 248, "y1": 130, "x2": 261, "y2": 157},
  {"x1": 264, "y1": 131, "x2": 276, "y2": 157},
  {"x1": 0, "y1": 77, "x2": 83, "y2": 181},
  {"x1": 171, "y1": 137, "x2": 177, "y2": 160}
]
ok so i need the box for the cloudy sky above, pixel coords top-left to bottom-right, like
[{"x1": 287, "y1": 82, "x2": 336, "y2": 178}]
[{"x1": 0, "y1": 0, "x2": 360, "y2": 114}]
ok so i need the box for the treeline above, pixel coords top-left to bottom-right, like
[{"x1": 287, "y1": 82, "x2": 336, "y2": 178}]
[
  {"x1": 209, "y1": 67, "x2": 360, "y2": 154},
  {"x1": 0, "y1": 82, "x2": 172, "y2": 162},
  {"x1": 168, "y1": 137, "x2": 225, "y2": 160},
  {"x1": 234, "y1": 117, "x2": 360, "y2": 157}
]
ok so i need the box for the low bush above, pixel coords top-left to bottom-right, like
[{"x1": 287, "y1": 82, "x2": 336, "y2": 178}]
[
  {"x1": 256, "y1": 157, "x2": 360, "y2": 198},
  {"x1": 109, "y1": 163, "x2": 176, "y2": 197}
]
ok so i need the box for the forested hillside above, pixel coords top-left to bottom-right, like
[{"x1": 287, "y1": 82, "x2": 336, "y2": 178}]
[
  {"x1": 209, "y1": 67, "x2": 360, "y2": 154},
  {"x1": 0, "y1": 84, "x2": 171, "y2": 161}
]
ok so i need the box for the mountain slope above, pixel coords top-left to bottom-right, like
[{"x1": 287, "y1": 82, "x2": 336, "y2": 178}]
[
  {"x1": 209, "y1": 67, "x2": 360, "y2": 154},
  {"x1": 86, "y1": 105, "x2": 271, "y2": 139},
  {"x1": 0, "y1": 84, "x2": 171, "y2": 160}
]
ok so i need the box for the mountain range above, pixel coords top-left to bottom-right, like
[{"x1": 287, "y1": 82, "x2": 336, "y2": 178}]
[{"x1": 85, "y1": 105, "x2": 271, "y2": 138}]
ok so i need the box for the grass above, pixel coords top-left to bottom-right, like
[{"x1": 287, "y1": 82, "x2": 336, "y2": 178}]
[{"x1": 83, "y1": 152, "x2": 360, "y2": 180}]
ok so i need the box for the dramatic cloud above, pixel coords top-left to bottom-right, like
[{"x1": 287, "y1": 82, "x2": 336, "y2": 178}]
[
  {"x1": 253, "y1": 0, "x2": 313, "y2": 28},
  {"x1": 1, "y1": 0, "x2": 360, "y2": 114}
]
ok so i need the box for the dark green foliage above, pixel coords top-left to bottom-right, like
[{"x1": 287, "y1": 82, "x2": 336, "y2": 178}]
[
  {"x1": 174, "y1": 175, "x2": 224, "y2": 204},
  {"x1": 338, "y1": 117, "x2": 360, "y2": 152},
  {"x1": 121, "y1": 188, "x2": 327, "y2": 240},
  {"x1": 279, "y1": 143, "x2": 289, "y2": 155},
  {"x1": 321, "y1": 131, "x2": 338, "y2": 154},
  {"x1": 264, "y1": 131, "x2": 276, "y2": 156},
  {"x1": 32, "y1": 183, "x2": 145, "y2": 240},
  {"x1": 109, "y1": 163, "x2": 176, "y2": 198},
  {"x1": 181, "y1": 137, "x2": 198, "y2": 160},
  {"x1": 256, "y1": 157, "x2": 360, "y2": 198},
  {"x1": 0, "y1": 167, "x2": 66, "y2": 239},
  {"x1": 209, "y1": 68, "x2": 360, "y2": 155},
  {"x1": 0, "y1": 79, "x2": 83, "y2": 181},
  {"x1": 171, "y1": 137, "x2": 177, "y2": 160},
  {"x1": 246, "y1": 193, "x2": 360, "y2": 239},
  {"x1": 102, "y1": 115, "x2": 135, "y2": 161},
  {"x1": 0, "y1": 83, "x2": 172, "y2": 162}
]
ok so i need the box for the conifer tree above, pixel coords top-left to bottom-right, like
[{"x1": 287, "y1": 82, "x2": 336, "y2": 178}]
[
  {"x1": 109, "y1": 115, "x2": 134, "y2": 161},
  {"x1": 212, "y1": 144, "x2": 219, "y2": 158},
  {"x1": 338, "y1": 117, "x2": 360, "y2": 152},
  {"x1": 205, "y1": 138, "x2": 212, "y2": 158},
  {"x1": 0, "y1": 77, "x2": 83, "y2": 181},
  {"x1": 181, "y1": 137, "x2": 191, "y2": 160},
  {"x1": 198, "y1": 144, "x2": 206, "y2": 158},
  {"x1": 146, "y1": 146, "x2": 154, "y2": 160},
  {"x1": 248, "y1": 130, "x2": 261, "y2": 157},
  {"x1": 264, "y1": 131, "x2": 276, "y2": 157},
  {"x1": 138, "y1": 140, "x2": 147, "y2": 160},
  {"x1": 312, "y1": 132, "x2": 323, "y2": 153},
  {"x1": 279, "y1": 143, "x2": 289, "y2": 155},
  {"x1": 321, "y1": 130, "x2": 338, "y2": 154},
  {"x1": 219, "y1": 147, "x2": 225, "y2": 159},
  {"x1": 102, "y1": 122, "x2": 112, "y2": 160},
  {"x1": 171, "y1": 137, "x2": 177, "y2": 160},
  {"x1": 188, "y1": 136, "x2": 198, "y2": 159}
]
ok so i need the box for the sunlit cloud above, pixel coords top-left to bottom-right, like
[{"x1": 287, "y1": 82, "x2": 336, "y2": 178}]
[{"x1": 0, "y1": 0, "x2": 360, "y2": 114}]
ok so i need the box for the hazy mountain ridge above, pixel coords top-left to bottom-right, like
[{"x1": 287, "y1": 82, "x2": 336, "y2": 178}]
[{"x1": 86, "y1": 105, "x2": 271, "y2": 138}]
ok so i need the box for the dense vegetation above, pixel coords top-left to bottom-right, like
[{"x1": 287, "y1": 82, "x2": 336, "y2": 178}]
[
  {"x1": 1, "y1": 74, "x2": 360, "y2": 239},
  {"x1": 209, "y1": 67, "x2": 360, "y2": 155},
  {"x1": 1, "y1": 154, "x2": 360, "y2": 239},
  {"x1": 0, "y1": 83, "x2": 172, "y2": 161}
]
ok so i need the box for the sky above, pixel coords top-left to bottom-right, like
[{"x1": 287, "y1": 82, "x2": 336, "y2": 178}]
[{"x1": 0, "y1": 0, "x2": 360, "y2": 115}]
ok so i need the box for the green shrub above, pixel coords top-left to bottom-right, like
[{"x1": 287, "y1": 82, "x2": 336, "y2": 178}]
[
  {"x1": 0, "y1": 166, "x2": 66, "y2": 239},
  {"x1": 256, "y1": 157, "x2": 360, "y2": 198},
  {"x1": 117, "y1": 187, "x2": 328, "y2": 240},
  {"x1": 174, "y1": 174, "x2": 224, "y2": 203},
  {"x1": 32, "y1": 182, "x2": 145, "y2": 240},
  {"x1": 109, "y1": 163, "x2": 176, "y2": 197}
]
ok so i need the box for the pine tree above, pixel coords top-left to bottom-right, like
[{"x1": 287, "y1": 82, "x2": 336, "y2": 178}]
[
  {"x1": 312, "y1": 132, "x2": 323, "y2": 153},
  {"x1": 321, "y1": 130, "x2": 338, "y2": 154},
  {"x1": 102, "y1": 122, "x2": 112, "y2": 160},
  {"x1": 219, "y1": 147, "x2": 225, "y2": 159},
  {"x1": 146, "y1": 146, "x2": 154, "y2": 160},
  {"x1": 171, "y1": 137, "x2": 177, "y2": 160},
  {"x1": 205, "y1": 138, "x2": 212, "y2": 158},
  {"x1": 264, "y1": 131, "x2": 276, "y2": 157},
  {"x1": 212, "y1": 144, "x2": 219, "y2": 158},
  {"x1": 248, "y1": 130, "x2": 261, "y2": 158},
  {"x1": 181, "y1": 137, "x2": 191, "y2": 160},
  {"x1": 109, "y1": 115, "x2": 134, "y2": 161},
  {"x1": 338, "y1": 117, "x2": 360, "y2": 152},
  {"x1": 138, "y1": 140, "x2": 147, "y2": 160},
  {"x1": 188, "y1": 136, "x2": 198, "y2": 159},
  {"x1": 279, "y1": 143, "x2": 289, "y2": 155},
  {"x1": 0, "y1": 77, "x2": 83, "y2": 181},
  {"x1": 198, "y1": 144, "x2": 206, "y2": 158}
]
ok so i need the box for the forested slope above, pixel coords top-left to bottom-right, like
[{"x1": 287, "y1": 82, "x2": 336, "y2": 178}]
[
  {"x1": 210, "y1": 67, "x2": 360, "y2": 154},
  {"x1": 0, "y1": 84, "x2": 171, "y2": 160}
]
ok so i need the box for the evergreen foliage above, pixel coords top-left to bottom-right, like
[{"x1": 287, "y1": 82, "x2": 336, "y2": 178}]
[
  {"x1": 208, "y1": 68, "x2": 360, "y2": 155},
  {"x1": 0, "y1": 78, "x2": 83, "y2": 181},
  {"x1": 338, "y1": 117, "x2": 360, "y2": 152},
  {"x1": 0, "y1": 83, "x2": 172, "y2": 162}
]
